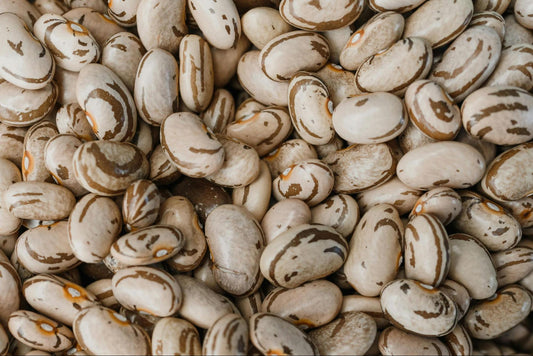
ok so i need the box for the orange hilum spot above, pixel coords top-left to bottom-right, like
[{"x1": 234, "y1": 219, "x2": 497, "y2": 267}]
[
  {"x1": 39, "y1": 322, "x2": 55, "y2": 334},
  {"x1": 413, "y1": 203, "x2": 424, "y2": 214},
  {"x1": 348, "y1": 30, "x2": 364, "y2": 47},
  {"x1": 280, "y1": 167, "x2": 294, "y2": 181},
  {"x1": 63, "y1": 283, "x2": 87, "y2": 302},
  {"x1": 266, "y1": 350, "x2": 287, "y2": 356},
  {"x1": 154, "y1": 248, "x2": 169, "y2": 258},
  {"x1": 325, "y1": 99, "x2": 334, "y2": 116},
  {"x1": 238, "y1": 113, "x2": 259, "y2": 123},
  {"x1": 110, "y1": 311, "x2": 130, "y2": 326},
  {"x1": 85, "y1": 111, "x2": 99, "y2": 134},
  {"x1": 22, "y1": 151, "x2": 34, "y2": 177},
  {"x1": 67, "y1": 21, "x2": 87, "y2": 35},
  {"x1": 484, "y1": 201, "x2": 502, "y2": 213}
]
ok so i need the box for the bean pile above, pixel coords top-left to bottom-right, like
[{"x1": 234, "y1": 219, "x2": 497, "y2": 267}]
[{"x1": 0, "y1": 0, "x2": 533, "y2": 355}]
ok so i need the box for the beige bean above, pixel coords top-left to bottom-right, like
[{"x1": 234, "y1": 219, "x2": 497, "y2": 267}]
[
  {"x1": 205, "y1": 205, "x2": 264, "y2": 296},
  {"x1": 465, "y1": 285, "x2": 532, "y2": 339},
  {"x1": 233, "y1": 161, "x2": 272, "y2": 221},
  {"x1": 76, "y1": 63, "x2": 137, "y2": 142},
  {"x1": 263, "y1": 139, "x2": 317, "y2": 178},
  {"x1": 73, "y1": 140, "x2": 149, "y2": 196},
  {"x1": 55, "y1": 103, "x2": 96, "y2": 142},
  {"x1": 249, "y1": 313, "x2": 319, "y2": 355},
  {"x1": 237, "y1": 50, "x2": 289, "y2": 106},
  {"x1": 0, "y1": 124, "x2": 26, "y2": 167},
  {"x1": 261, "y1": 199, "x2": 311, "y2": 244},
  {"x1": 455, "y1": 127, "x2": 497, "y2": 163},
  {"x1": 440, "y1": 279, "x2": 471, "y2": 320},
  {"x1": 23, "y1": 121, "x2": 58, "y2": 183},
  {"x1": 0, "y1": 13, "x2": 55, "y2": 90},
  {"x1": 357, "y1": 177, "x2": 422, "y2": 216},
  {"x1": 381, "y1": 279, "x2": 457, "y2": 336},
  {"x1": 122, "y1": 179, "x2": 160, "y2": 231},
  {"x1": 260, "y1": 224, "x2": 348, "y2": 288},
  {"x1": 262, "y1": 279, "x2": 342, "y2": 329},
  {"x1": 111, "y1": 225, "x2": 184, "y2": 266},
  {"x1": 206, "y1": 136, "x2": 260, "y2": 188},
  {"x1": 73, "y1": 306, "x2": 150, "y2": 355},
  {"x1": 107, "y1": 0, "x2": 141, "y2": 26},
  {"x1": 149, "y1": 145, "x2": 181, "y2": 186},
  {"x1": 462, "y1": 86, "x2": 533, "y2": 145},
  {"x1": 179, "y1": 34, "x2": 214, "y2": 112},
  {"x1": 442, "y1": 324, "x2": 473, "y2": 356},
  {"x1": 235, "y1": 292, "x2": 262, "y2": 321},
  {"x1": 369, "y1": 0, "x2": 425, "y2": 12},
  {"x1": 259, "y1": 31, "x2": 330, "y2": 82},
  {"x1": 201, "y1": 89, "x2": 235, "y2": 134},
  {"x1": 136, "y1": 0, "x2": 187, "y2": 54},
  {"x1": 515, "y1": 0, "x2": 533, "y2": 29},
  {"x1": 151, "y1": 317, "x2": 201, "y2": 356},
  {"x1": 314, "y1": 63, "x2": 359, "y2": 106},
  {"x1": 340, "y1": 12, "x2": 404, "y2": 71},
  {"x1": 309, "y1": 311, "x2": 377, "y2": 356},
  {"x1": 188, "y1": 0, "x2": 241, "y2": 50},
  {"x1": 379, "y1": 326, "x2": 451, "y2": 356},
  {"x1": 404, "y1": 80, "x2": 461, "y2": 141},
  {"x1": 333, "y1": 93, "x2": 407, "y2": 144},
  {"x1": 481, "y1": 142, "x2": 533, "y2": 201},
  {"x1": 68, "y1": 194, "x2": 122, "y2": 263},
  {"x1": 102, "y1": 32, "x2": 146, "y2": 92},
  {"x1": 287, "y1": 73, "x2": 334, "y2": 145},
  {"x1": 118, "y1": 306, "x2": 160, "y2": 337},
  {"x1": 448, "y1": 233, "x2": 498, "y2": 299},
  {"x1": 324, "y1": 143, "x2": 396, "y2": 194},
  {"x1": 8, "y1": 310, "x2": 74, "y2": 352},
  {"x1": 345, "y1": 204, "x2": 403, "y2": 296},
  {"x1": 158, "y1": 196, "x2": 206, "y2": 272},
  {"x1": 0, "y1": 0, "x2": 41, "y2": 27},
  {"x1": 174, "y1": 274, "x2": 237, "y2": 329},
  {"x1": 410, "y1": 187, "x2": 462, "y2": 225},
  {"x1": 469, "y1": 11, "x2": 506, "y2": 40},
  {"x1": 311, "y1": 194, "x2": 359, "y2": 238},
  {"x1": 273, "y1": 159, "x2": 334, "y2": 207},
  {"x1": 0, "y1": 323, "x2": 7, "y2": 355},
  {"x1": 226, "y1": 106, "x2": 292, "y2": 156},
  {"x1": 452, "y1": 191, "x2": 521, "y2": 251},
  {"x1": 85, "y1": 278, "x2": 119, "y2": 309},
  {"x1": 134, "y1": 49, "x2": 179, "y2": 126},
  {"x1": 44, "y1": 134, "x2": 87, "y2": 197},
  {"x1": 63, "y1": 8, "x2": 124, "y2": 47},
  {"x1": 429, "y1": 26, "x2": 502, "y2": 102},
  {"x1": 192, "y1": 256, "x2": 225, "y2": 295},
  {"x1": 397, "y1": 141, "x2": 486, "y2": 190},
  {"x1": 0, "y1": 79, "x2": 57, "y2": 128},
  {"x1": 242, "y1": 7, "x2": 293, "y2": 50},
  {"x1": 355, "y1": 37, "x2": 432, "y2": 96},
  {"x1": 0, "y1": 260, "x2": 21, "y2": 326},
  {"x1": 3, "y1": 182, "x2": 75, "y2": 221},
  {"x1": 404, "y1": 0, "x2": 473, "y2": 49},
  {"x1": 500, "y1": 197, "x2": 533, "y2": 228},
  {"x1": 0, "y1": 208, "x2": 21, "y2": 236},
  {"x1": 112, "y1": 266, "x2": 182, "y2": 317},
  {"x1": 33, "y1": 0, "x2": 68, "y2": 15},
  {"x1": 493, "y1": 247, "x2": 533, "y2": 286},
  {"x1": 404, "y1": 213, "x2": 450, "y2": 286},
  {"x1": 16, "y1": 221, "x2": 80, "y2": 274},
  {"x1": 23, "y1": 274, "x2": 99, "y2": 326},
  {"x1": 160, "y1": 112, "x2": 224, "y2": 178},
  {"x1": 67, "y1": 0, "x2": 107, "y2": 13},
  {"x1": 0, "y1": 158, "x2": 21, "y2": 207},
  {"x1": 33, "y1": 14, "x2": 100, "y2": 72},
  {"x1": 203, "y1": 313, "x2": 249, "y2": 355},
  {"x1": 280, "y1": 0, "x2": 363, "y2": 31},
  {"x1": 212, "y1": 34, "x2": 251, "y2": 88}
]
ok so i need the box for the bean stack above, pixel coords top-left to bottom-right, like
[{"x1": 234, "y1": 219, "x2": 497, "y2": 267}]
[{"x1": 0, "y1": 0, "x2": 533, "y2": 355}]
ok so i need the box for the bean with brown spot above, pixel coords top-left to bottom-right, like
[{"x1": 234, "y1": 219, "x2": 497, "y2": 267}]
[
  {"x1": 465, "y1": 284, "x2": 532, "y2": 339},
  {"x1": 23, "y1": 121, "x2": 58, "y2": 183},
  {"x1": 261, "y1": 198, "x2": 311, "y2": 244},
  {"x1": 260, "y1": 223, "x2": 348, "y2": 288},
  {"x1": 379, "y1": 326, "x2": 451, "y2": 356},
  {"x1": 242, "y1": 7, "x2": 293, "y2": 50},
  {"x1": 149, "y1": 145, "x2": 181, "y2": 186},
  {"x1": 122, "y1": 179, "x2": 161, "y2": 231},
  {"x1": 55, "y1": 103, "x2": 96, "y2": 142},
  {"x1": 380, "y1": 278, "x2": 457, "y2": 337},
  {"x1": 73, "y1": 140, "x2": 149, "y2": 196},
  {"x1": 259, "y1": 31, "x2": 330, "y2": 82},
  {"x1": 85, "y1": 279, "x2": 119, "y2": 310},
  {"x1": 249, "y1": 312, "x2": 319, "y2": 356},
  {"x1": 73, "y1": 305, "x2": 150, "y2": 355},
  {"x1": 8, "y1": 310, "x2": 75, "y2": 353},
  {"x1": 233, "y1": 161, "x2": 272, "y2": 221},
  {"x1": 493, "y1": 247, "x2": 533, "y2": 286},
  {"x1": 311, "y1": 194, "x2": 359, "y2": 238},
  {"x1": 22, "y1": 274, "x2": 99, "y2": 326},
  {"x1": 440, "y1": 279, "x2": 471, "y2": 320},
  {"x1": 369, "y1": 0, "x2": 425, "y2": 13},
  {"x1": 410, "y1": 187, "x2": 462, "y2": 226},
  {"x1": 107, "y1": 0, "x2": 140, "y2": 26},
  {"x1": 263, "y1": 138, "x2": 317, "y2": 178},
  {"x1": 515, "y1": 0, "x2": 533, "y2": 30},
  {"x1": 63, "y1": 8, "x2": 124, "y2": 47},
  {"x1": 324, "y1": 143, "x2": 396, "y2": 194},
  {"x1": 0, "y1": 260, "x2": 21, "y2": 326},
  {"x1": 273, "y1": 159, "x2": 334, "y2": 207},
  {"x1": 357, "y1": 177, "x2": 422, "y2": 216},
  {"x1": 280, "y1": 0, "x2": 363, "y2": 31},
  {"x1": 201, "y1": 89, "x2": 235, "y2": 134},
  {"x1": 340, "y1": 11, "x2": 404, "y2": 71},
  {"x1": 451, "y1": 191, "x2": 522, "y2": 251},
  {"x1": 151, "y1": 317, "x2": 201, "y2": 356},
  {"x1": 345, "y1": 204, "x2": 403, "y2": 296},
  {"x1": 485, "y1": 44, "x2": 533, "y2": 90},
  {"x1": 110, "y1": 225, "x2": 184, "y2": 266},
  {"x1": 469, "y1": 11, "x2": 506, "y2": 40},
  {"x1": 0, "y1": 124, "x2": 26, "y2": 167},
  {"x1": 68, "y1": 193, "x2": 122, "y2": 263},
  {"x1": 203, "y1": 313, "x2": 249, "y2": 355}
]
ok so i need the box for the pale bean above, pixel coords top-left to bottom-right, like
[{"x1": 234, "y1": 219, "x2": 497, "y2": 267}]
[
  {"x1": 203, "y1": 314, "x2": 248, "y2": 355},
  {"x1": 151, "y1": 317, "x2": 201, "y2": 356},
  {"x1": 261, "y1": 199, "x2": 311, "y2": 244},
  {"x1": 279, "y1": 0, "x2": 363, "y2": 31}
]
